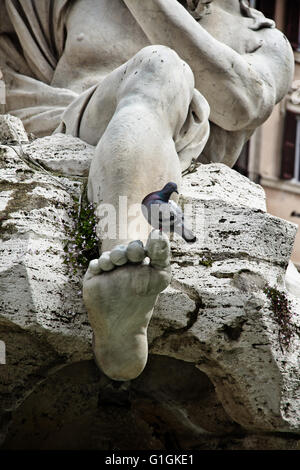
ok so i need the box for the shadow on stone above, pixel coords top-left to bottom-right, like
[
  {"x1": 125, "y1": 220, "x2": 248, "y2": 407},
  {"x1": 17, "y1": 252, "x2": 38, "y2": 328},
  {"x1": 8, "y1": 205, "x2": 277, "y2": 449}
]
[{"x1": 2, "y1": 355, "x2": 244, "y2": 450}]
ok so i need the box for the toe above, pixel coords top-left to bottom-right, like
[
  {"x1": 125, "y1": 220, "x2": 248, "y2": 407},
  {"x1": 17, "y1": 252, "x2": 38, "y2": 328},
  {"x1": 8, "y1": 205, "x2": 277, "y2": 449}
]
[
  {"x1": 98, "y1": 251, "x2": 115, "y2": 271},
  {"x1": 146, "y1": 230, "x2": 170, "y2": 269},
  {"x1": 127, "y1": 240, "x2": 146, "y2": 263},
  {"x1": 110, "y1": 245, "x2": 128, "y2": 266},
  {"x1": 88, "y1": 259, "x2": 102, "y2": 275}
]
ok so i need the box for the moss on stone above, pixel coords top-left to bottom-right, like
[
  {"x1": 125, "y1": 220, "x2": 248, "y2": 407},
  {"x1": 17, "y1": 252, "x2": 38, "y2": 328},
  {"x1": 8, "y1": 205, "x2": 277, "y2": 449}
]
[
  {"x1": 199, "y1": 256, "x2": 213, "y2": 267},
  {"x1": 264, "y1": 284, "x2": 293, "y2": 352},
  {"x1": 63, "y1": 191, "x2": 99, "y2": 274}
]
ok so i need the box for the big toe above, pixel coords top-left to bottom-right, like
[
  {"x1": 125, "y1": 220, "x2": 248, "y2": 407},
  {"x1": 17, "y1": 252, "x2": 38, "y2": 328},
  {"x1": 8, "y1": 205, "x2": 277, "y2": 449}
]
[{"x1": 146, "y1": 230, "x2": 170, "y2": 269}]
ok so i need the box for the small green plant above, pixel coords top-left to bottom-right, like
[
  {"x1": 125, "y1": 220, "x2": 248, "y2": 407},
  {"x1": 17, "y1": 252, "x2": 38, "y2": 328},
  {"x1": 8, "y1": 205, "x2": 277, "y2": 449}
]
[
  {"x1": 264, "y1": 285, "x2": 293, "y2": 352},
  {"x1": 199, "y1": 256, "x2": 213, "y2": 267},
  {"x1": 63, "y1": 197, "x2": 99, "y2": 274}
]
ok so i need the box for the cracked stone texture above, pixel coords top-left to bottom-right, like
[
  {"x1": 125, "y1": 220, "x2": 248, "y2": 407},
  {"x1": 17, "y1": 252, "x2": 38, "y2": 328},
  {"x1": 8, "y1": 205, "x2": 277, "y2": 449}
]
[
  {"x1": 1, "y1": 116, "x2": 300, "y2": 449},
  {"x1": 22, "y1": 133, "x2": 94, "y2": 177},
  {"x1": 151, "y1": 168, "x2": 300, "y2": 434},
  {"x1": 0, "y1": 114, "x2": 29, "y2": 144}
]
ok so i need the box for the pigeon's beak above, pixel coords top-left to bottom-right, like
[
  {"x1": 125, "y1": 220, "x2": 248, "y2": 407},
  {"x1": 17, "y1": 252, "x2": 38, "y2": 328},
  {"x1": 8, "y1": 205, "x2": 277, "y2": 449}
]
[{"x1": 175, "y1": 190, "x2": 179, "y2": 194}]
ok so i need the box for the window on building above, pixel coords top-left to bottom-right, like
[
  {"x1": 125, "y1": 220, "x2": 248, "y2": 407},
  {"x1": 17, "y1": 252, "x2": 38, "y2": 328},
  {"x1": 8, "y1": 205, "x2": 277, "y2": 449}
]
[
  {"x1": 253, "y1": 0, "x2": 276, "y2": 20},
  {"x1": 234, "y1": 0, "x2": 276, "y2": 181},
  {"x1": 285, "y1": 0, "x2": 300, "y2": 51},
  {"x1": 281, "y1": 110, "x2": 300, "y2": 182}
]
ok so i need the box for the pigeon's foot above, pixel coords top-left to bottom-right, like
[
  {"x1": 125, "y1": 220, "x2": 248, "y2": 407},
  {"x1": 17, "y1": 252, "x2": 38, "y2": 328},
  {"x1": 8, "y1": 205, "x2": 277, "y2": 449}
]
[{"x1": 83, "y1": 230, "x2": 171, "y2": 381}]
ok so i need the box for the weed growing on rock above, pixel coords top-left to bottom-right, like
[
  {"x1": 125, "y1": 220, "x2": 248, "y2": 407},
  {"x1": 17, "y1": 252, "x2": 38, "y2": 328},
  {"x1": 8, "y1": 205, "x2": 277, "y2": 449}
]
[
  {"x1": 63, "y1": 197, "x2": 99, "y2": 274},
  {"x1": 199, "y1": 256, "x2": 213, "y2": 267},
  {"x1": 264, "y1": 285, "x2": 293, "y2": 352}
]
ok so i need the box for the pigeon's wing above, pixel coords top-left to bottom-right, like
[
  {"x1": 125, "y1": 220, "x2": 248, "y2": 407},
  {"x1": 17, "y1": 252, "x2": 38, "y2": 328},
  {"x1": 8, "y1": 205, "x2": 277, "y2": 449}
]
[
  {"x1": 159, "y1": 202, "x2": 176, "y2": 220},
  {"x1": 145, "y1": 201, "x2": 177, "y2": 231},
  {"x1": 154, "y1": 202, "x2": 174, "y2": 231},
  {"x1": 169, "y1": 200, "x2": 197, "y2": 242},
  {"x1": 143, "y1": 198, "x2": 196, "y2": 241},
  {"x1": 156, "y1": 200, "x2": 183, "y2": 232},
  {"x1": 143, "y1": 199, "x2": 188, "y2": 234},
  {"x1": 168, "y1": 200, "x2": 183, "y2": 216},
  {"x1": 143, "y1": 200, "x2": 167, "y2": 230},
  {"x1": 168, "y1": 200, "x2": 184, "y2": 224}
]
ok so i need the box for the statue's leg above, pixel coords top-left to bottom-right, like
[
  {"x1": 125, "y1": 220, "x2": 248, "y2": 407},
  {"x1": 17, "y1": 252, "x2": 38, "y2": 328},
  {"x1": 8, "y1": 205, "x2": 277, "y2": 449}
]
[
  {"x1": 83, "y1": 45, "x2": 196, "y2": 247},
  {"x1": 81, "y1": 46, "x2": 199, "y2": 380}
]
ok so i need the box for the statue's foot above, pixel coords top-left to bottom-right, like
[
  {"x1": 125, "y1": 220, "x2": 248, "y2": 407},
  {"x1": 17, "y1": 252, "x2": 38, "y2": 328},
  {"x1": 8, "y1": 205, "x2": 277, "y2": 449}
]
[{"x1": 83, "y1": 230, "x2": 171, "y2": 381}]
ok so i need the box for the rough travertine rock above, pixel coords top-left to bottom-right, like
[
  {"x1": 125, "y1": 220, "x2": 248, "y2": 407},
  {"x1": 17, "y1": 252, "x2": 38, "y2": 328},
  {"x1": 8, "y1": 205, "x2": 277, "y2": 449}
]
[
  {"x1": 23, "y1": 134, "x2": 94, "y2": 177},
  {"x1": 150, "y1": 167, "x2": 300, "y2": 433},
  {"x1": 0, "y1": 114, "x2": 29, "y2": 144},
  {"x1": 1, "y1": 0, "x2": 296, "y2": 393},
  {"x1": 0, "y1": 138, "x2": 92, "y2": 362},
  {"x1": 1, "y1": 117, "x2": 300, "y2": 449}
]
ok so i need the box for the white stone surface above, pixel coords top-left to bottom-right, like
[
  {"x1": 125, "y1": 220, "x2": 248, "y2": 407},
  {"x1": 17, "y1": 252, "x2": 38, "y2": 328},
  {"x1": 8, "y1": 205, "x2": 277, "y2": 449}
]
[
  {"x1": 0, "y1": 114, "x2": 28, "y2": 143},
  {"x1": 149, "y1": 165, "x2": 300, "y2": 433},
  {"x1": 0, "y1": 133, "x2": 93, "y2": 360},
  {"x1": 0, "y1": 0, "x2": 297, "y2": 446},
  {"x1": 1, "y1": 125, "x2": 300, "y2": 434},
  {"x1": 0, "y1": 190, "x2": 14, "y2": 211},
  {"x1": 181, "y1": 164, "x2": 267, "y2": 212},
  {"x1": 23, "y1": 134, "x2": 94, "y2": 176},
  {"x1": 1, "y1": 0, "x2": 295, "y2": 389}
]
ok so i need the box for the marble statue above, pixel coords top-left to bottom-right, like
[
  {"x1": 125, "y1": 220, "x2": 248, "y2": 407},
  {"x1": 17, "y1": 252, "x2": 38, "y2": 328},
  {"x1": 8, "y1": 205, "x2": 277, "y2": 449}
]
[{"x1": 0, "y1": 0, "x2": 294, "y2": 380}]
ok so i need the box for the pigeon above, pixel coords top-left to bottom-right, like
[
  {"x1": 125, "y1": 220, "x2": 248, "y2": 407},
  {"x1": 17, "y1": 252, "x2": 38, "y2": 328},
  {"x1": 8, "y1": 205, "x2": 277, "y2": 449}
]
[{"x1": 141, "y1": 182, "x2": 197, "y2": 243}]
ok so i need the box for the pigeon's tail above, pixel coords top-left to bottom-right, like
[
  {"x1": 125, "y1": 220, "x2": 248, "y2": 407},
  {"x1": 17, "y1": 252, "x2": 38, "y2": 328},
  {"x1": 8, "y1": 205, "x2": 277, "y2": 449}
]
[
  {"x1": 182, "y1": 228, "x2": 197, "y2": 243},
  {"x1": 174, "y1": 224, "x2": 197, "y2": 243}
]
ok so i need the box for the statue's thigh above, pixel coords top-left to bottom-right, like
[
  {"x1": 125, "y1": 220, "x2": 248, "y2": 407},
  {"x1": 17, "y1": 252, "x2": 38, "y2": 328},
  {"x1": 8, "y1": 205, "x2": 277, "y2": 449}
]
[{"x1": 79, "y1": 45, "x2": 196, "y2": 145}]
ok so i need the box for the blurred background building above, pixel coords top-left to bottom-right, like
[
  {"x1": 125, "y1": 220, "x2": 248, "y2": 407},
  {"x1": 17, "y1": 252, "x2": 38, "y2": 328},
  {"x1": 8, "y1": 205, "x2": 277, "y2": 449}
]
[{"x1": 234, "y1": 0, "x2": 300, "y2": 268}]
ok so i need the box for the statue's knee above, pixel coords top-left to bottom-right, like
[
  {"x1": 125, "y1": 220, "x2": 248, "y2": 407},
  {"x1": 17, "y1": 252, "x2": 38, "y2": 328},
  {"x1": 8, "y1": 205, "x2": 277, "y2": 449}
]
[
  {"x1": 135, "y1": 45, "x2": 181, "y2": 67},
  {"x1": 136, "y1": 45, "x2": 193, "y2": 83},
  {"x1": 121, "y1": 45, "x2": 194, "y2": 104}
]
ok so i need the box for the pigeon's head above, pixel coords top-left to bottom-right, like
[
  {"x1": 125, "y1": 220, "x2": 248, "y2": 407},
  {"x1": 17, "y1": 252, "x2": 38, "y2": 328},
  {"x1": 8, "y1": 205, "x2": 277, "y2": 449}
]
[{"x1": 159, "y1": 182, "x2": 179, "y2": 201}]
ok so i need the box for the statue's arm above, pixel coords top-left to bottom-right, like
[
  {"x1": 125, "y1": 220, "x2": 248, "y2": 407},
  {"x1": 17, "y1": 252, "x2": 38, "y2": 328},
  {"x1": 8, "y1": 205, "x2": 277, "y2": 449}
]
[{"x1": 123, "y1": 0, "x2": 293, "y2": 131}]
